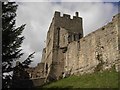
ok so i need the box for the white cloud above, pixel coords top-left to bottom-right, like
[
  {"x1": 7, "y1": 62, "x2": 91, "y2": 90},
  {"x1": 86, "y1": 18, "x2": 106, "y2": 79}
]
[{"x1": 16, "y1": 2, "x2": 118, "y2": 67}]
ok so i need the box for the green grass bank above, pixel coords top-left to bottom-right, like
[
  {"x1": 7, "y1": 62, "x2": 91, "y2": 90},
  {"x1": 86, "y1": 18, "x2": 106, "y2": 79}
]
[{"x1": 42, "y1": 68, "x2": 119, "y2": 88}]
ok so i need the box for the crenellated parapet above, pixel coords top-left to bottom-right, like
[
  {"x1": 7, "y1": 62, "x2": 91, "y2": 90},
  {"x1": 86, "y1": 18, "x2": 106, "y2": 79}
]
[
  {"x1": 53, "y1": 11, "x2": 83, "y2": 35},
  {"x1": 54, "y1": 11, "x2": 81, "y2": 19}
]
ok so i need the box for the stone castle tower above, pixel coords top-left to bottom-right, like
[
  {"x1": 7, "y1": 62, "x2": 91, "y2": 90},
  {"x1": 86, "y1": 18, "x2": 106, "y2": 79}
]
[
  {"x1": 42, "y1": 11, "x2": 84, "y2": 81},
  {"x1": 26, "y1": 11, "x2": 120, "y2": 85}
]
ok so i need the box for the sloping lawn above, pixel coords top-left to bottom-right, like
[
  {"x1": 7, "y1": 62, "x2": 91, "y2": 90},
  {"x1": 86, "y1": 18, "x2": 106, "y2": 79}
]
[{"x1": 42, "y1": 69, "x2": 119, "y2": 88}]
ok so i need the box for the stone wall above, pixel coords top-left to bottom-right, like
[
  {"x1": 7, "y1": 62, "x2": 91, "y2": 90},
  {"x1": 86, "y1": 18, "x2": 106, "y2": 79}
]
[
  {"x1": 26, "y1": 63, "x2": 45, "y2": 79},
  {"x1": 65, "y1": 14, "x2": 120, "y2": 75},
  {"x1": 43, "y1": 20, "x2": 55, "y2": 78},
  {"x1": 59, "y1": 28, "x2": 68, "y2": 47}
]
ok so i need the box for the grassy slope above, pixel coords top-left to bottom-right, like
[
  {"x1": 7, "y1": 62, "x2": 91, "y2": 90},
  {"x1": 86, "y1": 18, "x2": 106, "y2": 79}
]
[{"x1": 42, "y1": 69, "x2": 119, "y2": 88}]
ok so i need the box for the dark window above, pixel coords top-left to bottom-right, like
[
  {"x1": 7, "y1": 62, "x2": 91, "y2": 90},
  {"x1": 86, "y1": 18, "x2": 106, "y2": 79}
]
[
  {"x1": 57, "y1": 27, "x2": 60, "y2": 47},
  {"x1": 46, "y1": 64, "x2": 48, "y2": 74},
  {"x1": 57, "y1": 27, "x2": 60, "y2": 30},
  {"x1": 68, "y1": 35, "x2": 71, "y2": 43},
  {"x1": 74, "y1": 34, "x2": 76, "y2": 41}
]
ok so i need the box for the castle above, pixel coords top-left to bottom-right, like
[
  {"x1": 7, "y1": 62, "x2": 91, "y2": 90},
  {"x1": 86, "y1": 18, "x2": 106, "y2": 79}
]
[{"x1": 26, "y1": 11, "x2": 120, "y2": 86}]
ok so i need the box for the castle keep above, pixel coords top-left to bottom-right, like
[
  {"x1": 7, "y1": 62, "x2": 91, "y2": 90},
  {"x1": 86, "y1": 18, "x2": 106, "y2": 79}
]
[{"x1": 27, "y1": 11, "x2": 120, "y2": 85}]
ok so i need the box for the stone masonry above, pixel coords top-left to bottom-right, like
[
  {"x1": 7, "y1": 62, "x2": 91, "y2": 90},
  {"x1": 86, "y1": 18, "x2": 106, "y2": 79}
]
[{"x1": 26, "y1": 11, "x2": 120, "y2": 85}]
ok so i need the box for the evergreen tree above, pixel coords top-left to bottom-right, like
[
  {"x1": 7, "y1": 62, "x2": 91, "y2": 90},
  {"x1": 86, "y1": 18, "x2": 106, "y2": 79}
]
[
  {"x1": 2, "y1": 2, "x2": 34, "y2": 88},
  {"x1": 2, "y1": 2, "x2": 25, "y2": 88}
]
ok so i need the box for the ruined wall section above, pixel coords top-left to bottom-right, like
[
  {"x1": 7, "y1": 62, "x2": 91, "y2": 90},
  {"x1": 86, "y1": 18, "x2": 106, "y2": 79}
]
[
  {"x1": 26, "y1": 63, "x2": 45, "y2": 79},
  {"x1": 65, "y1": 41, "x2": 80, "y2": 75},
  {"x1": 112, "y1": 13, "x2": 120, "y2": 71},
  {"x1": 65, "y1": 14, "x2": 120, "y2": 75},
  {"x1": 112, "y1": 13, "x2": 120, "y2": 50}
]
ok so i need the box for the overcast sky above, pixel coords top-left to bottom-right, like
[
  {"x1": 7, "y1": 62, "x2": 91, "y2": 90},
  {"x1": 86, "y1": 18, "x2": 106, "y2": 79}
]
[{"x1": 9, "y1": 0, "x2": 119, "y2": 67}]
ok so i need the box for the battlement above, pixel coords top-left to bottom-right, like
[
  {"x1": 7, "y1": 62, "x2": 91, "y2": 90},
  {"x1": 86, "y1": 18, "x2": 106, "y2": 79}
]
[
  {"x1": 54, "y1": 11, "x2": 81, "y2": 20},
  {"x1": 53, "y1": 11, "x2": 83, "y2": 34},
  {"x1": 63, "y1": 14, "x2": 70, "y2": 19}
]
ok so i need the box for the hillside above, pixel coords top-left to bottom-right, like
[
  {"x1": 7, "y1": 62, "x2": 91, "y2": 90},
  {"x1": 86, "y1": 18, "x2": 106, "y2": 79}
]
[{"x1": 42, "y1": 68, "x2": 119, "y2": 88}]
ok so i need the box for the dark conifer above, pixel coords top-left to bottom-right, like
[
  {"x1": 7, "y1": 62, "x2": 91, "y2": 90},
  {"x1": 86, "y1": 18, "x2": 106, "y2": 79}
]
[{"x1": 2, "y1": 2, "x2": 34, "y2": 88}]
